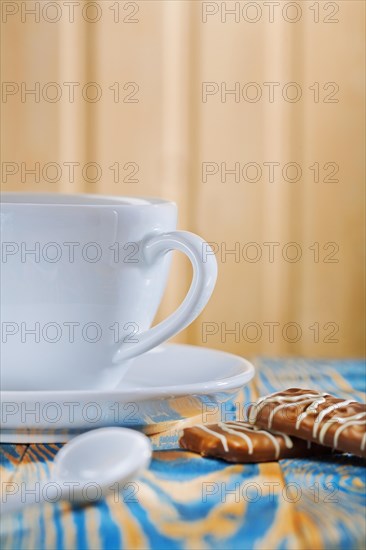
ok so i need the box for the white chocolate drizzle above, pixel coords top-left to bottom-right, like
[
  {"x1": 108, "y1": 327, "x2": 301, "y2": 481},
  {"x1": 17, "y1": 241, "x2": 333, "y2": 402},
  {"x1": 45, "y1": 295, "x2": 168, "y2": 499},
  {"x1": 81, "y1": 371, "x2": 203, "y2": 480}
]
[
  {"x1": 333, "y1": 418, "x2": 366, "y2": 449},
  {"x1": 228, "y1": 421, "x2": 295, "y2": 458},
  {"x1": 296, "y1": 396, "x2": 328, "y2": 430},
  {"x1": 197, "y1": 425, "x2": 229, "y2": 452},
  {"x1": 312, "y1": 400, "x2": 353, "y2": 438},
  {"x1": 249, "y1": 391, "x2": 328, "y2": 427},
  {"x1": 218, "y1": 423, "x2": 254, "y2": 455},
  {"x1": 361, "y1": 431, "x2": 366, "y2": 452},
  {"x1": 196, "y1": 421, "x2": 295, "y2": 460},
  {"x1": 321, "y1": 413, "x2": 366, "y2": 447}
]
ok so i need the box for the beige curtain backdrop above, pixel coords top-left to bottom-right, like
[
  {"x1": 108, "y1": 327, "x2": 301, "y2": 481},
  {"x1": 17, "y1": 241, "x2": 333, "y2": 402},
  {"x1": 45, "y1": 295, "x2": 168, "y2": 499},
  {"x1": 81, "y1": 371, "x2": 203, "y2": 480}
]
[{"x1": 2, "y1": 1, "x2": 365, "y2": 358}]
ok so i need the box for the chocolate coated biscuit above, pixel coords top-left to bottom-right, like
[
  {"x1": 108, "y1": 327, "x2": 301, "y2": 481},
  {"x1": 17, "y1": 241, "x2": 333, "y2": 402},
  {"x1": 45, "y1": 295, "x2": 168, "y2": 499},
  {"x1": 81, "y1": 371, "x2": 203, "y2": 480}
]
[
  {"x1": 248, "y1": 388, "x2": 366, "y2": 458},
  {"x1": 179, "y1": 421, "x2": 330, "y2": 463}
]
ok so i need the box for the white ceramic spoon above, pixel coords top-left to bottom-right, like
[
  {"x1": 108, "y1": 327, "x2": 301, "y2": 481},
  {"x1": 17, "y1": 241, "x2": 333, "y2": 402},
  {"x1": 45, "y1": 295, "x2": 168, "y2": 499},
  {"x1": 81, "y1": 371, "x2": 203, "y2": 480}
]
[{"x1": 2, "y1": 428, "x2": 152, "y2": 514}]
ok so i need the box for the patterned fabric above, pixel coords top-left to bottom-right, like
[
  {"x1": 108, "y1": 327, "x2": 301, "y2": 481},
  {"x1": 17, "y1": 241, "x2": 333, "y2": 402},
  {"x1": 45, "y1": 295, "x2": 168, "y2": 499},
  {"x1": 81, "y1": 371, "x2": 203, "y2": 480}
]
[{"x1": 1, "y1": 358, "x2": 365, "y2": 549}]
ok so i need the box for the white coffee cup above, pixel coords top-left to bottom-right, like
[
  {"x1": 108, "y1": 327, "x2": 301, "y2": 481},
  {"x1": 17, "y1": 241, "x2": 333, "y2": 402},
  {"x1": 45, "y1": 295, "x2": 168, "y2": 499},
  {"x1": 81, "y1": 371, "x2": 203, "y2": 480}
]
[{"x1": 0, "y1": 193, "x2": 217, "y2": 390}]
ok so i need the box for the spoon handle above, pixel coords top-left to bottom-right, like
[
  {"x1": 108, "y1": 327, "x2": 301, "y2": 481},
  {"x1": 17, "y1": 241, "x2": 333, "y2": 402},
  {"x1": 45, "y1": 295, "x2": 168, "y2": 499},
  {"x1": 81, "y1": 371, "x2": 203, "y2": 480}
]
[{"x1": 1, "y1": 480, "x2": 52, "y2": 515}]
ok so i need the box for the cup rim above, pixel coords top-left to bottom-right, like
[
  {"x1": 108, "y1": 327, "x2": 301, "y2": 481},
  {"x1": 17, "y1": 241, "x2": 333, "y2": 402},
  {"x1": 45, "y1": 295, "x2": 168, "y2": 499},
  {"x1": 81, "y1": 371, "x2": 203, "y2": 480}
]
[{"x1": 0, "y1": 192, "x2": 175, "y2": 208}]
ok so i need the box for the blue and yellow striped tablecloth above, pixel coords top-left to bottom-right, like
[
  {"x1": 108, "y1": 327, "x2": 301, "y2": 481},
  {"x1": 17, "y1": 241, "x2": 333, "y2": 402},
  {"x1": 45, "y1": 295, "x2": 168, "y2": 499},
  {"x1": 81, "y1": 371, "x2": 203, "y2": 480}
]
[{"x1": 1, "y1": 358, "x2": 365, "y2": 549}]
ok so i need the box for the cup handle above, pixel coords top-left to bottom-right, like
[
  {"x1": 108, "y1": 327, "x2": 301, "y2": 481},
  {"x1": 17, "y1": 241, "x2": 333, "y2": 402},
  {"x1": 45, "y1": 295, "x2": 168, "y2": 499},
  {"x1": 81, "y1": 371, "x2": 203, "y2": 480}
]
[{"x1": 112, "y1": 231, "x2": 218, "y2": 364}]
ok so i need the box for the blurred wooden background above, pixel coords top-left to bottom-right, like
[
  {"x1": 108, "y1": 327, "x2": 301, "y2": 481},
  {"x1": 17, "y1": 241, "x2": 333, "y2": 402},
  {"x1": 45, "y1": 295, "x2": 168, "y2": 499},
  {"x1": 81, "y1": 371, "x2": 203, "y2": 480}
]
[{"x1": 2, "y1": 1, "x2": 365, "y2": 357}]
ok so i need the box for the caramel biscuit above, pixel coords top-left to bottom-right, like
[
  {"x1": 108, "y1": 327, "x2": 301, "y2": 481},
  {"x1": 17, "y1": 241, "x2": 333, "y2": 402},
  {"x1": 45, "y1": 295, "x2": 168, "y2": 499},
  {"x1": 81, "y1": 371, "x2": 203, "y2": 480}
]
[
  {"x1": 179, "y1": 421, "x2": 331, "y2": 463},
  {"x1": 248, "y1": 388, "x2": 366, "y2": 458}
]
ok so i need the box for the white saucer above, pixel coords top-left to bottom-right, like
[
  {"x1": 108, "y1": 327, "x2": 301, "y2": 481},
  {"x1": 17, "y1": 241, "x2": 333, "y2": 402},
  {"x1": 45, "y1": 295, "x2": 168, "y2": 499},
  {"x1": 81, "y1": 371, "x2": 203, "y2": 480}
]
[{"x1": 0, "y1": 344, "x2": 254, "y2": 443}]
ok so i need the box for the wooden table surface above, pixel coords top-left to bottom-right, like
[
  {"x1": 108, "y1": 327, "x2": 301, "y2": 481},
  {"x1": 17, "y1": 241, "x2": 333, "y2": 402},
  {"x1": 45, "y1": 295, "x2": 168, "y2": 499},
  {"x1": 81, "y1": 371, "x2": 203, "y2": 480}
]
[{"x1": 1, "y1": 358, "x2": 365, "y2": 550}]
